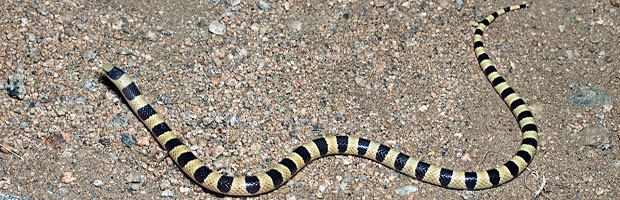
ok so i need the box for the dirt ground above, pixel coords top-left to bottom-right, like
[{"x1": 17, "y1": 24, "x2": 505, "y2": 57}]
[{"x1": 0, "y1": 0, "x2": 618, "y2": 199}]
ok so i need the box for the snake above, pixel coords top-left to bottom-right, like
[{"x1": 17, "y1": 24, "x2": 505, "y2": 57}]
[{"x1": 100, "y1": 4, "x2": 538, "y2": 196}]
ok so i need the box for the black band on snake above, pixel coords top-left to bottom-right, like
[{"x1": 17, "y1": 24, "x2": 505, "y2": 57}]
[{"x1": 100, "y1": 4, "x2": 538, "y2": 196}]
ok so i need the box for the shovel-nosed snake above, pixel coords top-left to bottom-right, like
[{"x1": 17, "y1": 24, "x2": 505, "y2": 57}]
[{"x1": 101, "y1": 4, "x2": 538, "y2": 196}]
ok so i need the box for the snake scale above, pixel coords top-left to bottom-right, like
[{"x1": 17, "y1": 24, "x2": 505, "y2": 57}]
[{"x1": 101, "y1": 4, "x2": 538, "y2": 196}]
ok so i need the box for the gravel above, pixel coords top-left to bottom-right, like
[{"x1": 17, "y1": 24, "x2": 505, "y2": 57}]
[{"x1": 0, "y1": 0, "x2": 618, "y2": 199}]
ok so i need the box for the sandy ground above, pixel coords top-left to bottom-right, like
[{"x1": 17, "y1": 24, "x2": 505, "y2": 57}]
[{"x1": 0, "y1": 0, "x2": 618, "y2": 199}]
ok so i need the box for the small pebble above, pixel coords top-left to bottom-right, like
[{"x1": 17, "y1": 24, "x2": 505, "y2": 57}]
[
  {"x1": 257, "y1": 0, "x2": 271, "y2": 10},
  {"x1": 37, "y1": 8, "x2": 49, "y2": 16},
  {"x1": 120, "y1": 134, "x2": 137, "y2": 147},
  {"x1": 125, "y1": 173, "x2": 143, "y2": 183},
  {"x1": 159, "y1": 29, "x2": 173, "y2": 35},
  {"x1": 146, "y1": 31, "x2": 158, "y2": 41},
  {"x1": 61, "y1": 172, "x2": 76, "y2": 184},
  {"x1": 161, "y1": 189, "x2": 174, "y2": 197},
  {"x1": 290, "y1": 21, "x2": 302, "y2": 31},
  {"x1": 83, "y1": 50, "x2": 96, "y2": 61},
  {"x1": 159, "y1": 180, "x2": 171, "y2": 190},
  {"x1": 581, "y1": 126, "x2": 610, "y2": 147},
  {"x1": 130, "y1": 183, "x2": 141, "y2": 190},
  {"x1": 93, "y1": 179, "x2": 104, "y2": 187},
  {"x1": 394, "y1": 185, "x2": 418, "y2": 195},
  {"x1": 58, "y1": 188, "x2": 69, "y2": 196},
  {"x1": 179, "y1": 187, "x2": 191, "y2": 193},
  {"x1": 569, "y1": 86, "x2": 612, "y2": 107},
  {"x1": 318, "y1": 183, "x2": 327, "y2": 192},
  {"x1": 613, "y1": 0, "x2": 620, "y2": 7},
  {"x1": 116, "y1": 48, "x2": 132, "y2": 55},
  {"x1": 209, "y1": 21, "x2": 226, "y2": 35},
  {"x1": 7, "y1": 73, "x2": 26, "y2": 100},
  {"x1": 438, "y1": 0, "x2": 449, "y2": 8},
  {"x1": 213, "y1": 145, "x2": 226, "y2": 158}
]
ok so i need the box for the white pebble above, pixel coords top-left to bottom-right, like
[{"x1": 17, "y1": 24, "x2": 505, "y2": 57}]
[
  {"x1": 161, "y1": 189, "x2": 174, "y2": 197},
  {"x1": 209, "y1": 21, "x2": 226, "y2": 35},
  {"x1": 290, "y1": 21, "x2": 302, "y2": 31},
  {"x1": 93, "y1": 179, "x2": 104, "y2": 187},
  {"x1": 394, "y1": 185, "x2": 418, "y2": 196},
  {"x1": 257, "y1": 0, "x2": 271, "y2": 9}
]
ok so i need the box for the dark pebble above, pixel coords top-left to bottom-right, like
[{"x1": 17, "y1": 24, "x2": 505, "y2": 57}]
[{"x1": 121, "y1": 134, "x2": 137, "y2": 147}]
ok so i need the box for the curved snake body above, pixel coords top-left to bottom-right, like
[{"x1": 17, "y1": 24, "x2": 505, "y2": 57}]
[{"x1": 101, "y1": 4, "x2": 538, "y2": 196}]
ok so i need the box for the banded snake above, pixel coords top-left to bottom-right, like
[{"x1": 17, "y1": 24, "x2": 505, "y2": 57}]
[{"x1": 101, "y1": 4, "x2": 539, "y2": 196}]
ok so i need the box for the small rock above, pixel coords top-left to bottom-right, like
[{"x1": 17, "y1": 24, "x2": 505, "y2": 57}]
[
  {"x1": 354, "y1": 76, "x2": 370, "y2": 88},
  {"x1": 214, "y1": 158, "x2": 227, "y2": 169},
  {"x1": 74, "y1": 97, "x2": 85, "y2": 104},
  {"x1": 120, "y1": 134, "x2": 137, "y2": 147},
  {"x1": 37, "y1": 8, "x2": 49, "y2": 16},
  {"x1": 125, "y1": 173, "x2": 143, "y2": 183},
  {"x1": 581, "y1": 126, "x2": 610, "y2": 147},
  {"x1": 0, "y1": 193, "x2": 30, "y2": 200},
  {"x1": 569, "y1": 86, "x2": 612, "y2": 107},
  {"x1": 286, "y1": 194, "x2": 296, "y2": 200},
  {"x1": 374, "y1": 0, "x2": 387, "y2": 7},
  {"x1": 613, "y1": 0, "x2": 620, "y2": 7},
  {"x1": 58, "y1": 188, "x2": 69, "y2": 195},
  {"x1": 565, "y1": 50, "x2": 573, "y2": 60},
  {"x1": 116, "y1": 48, "x2": 132, "y2": 55},
  {"x1": 318, "y1": 180, "x2": 331, "y2": 192},
  {"x1": 209, "y1": 21, "x2": 226, "y2": 35},
  {"x1": 418, "y1": 105, "x2": 428, "y2": 112},
  {"x1": 461, "y1": 152, "x2": 471, "y2": 161},
  {"x1": 83, "y1": 82, "x2": 93, "y2": 90},
  {"x1": 93, "y1": 179, "x2": 104, "y2": 187},
  {"x1": 19, "y1": 122, "x2": 28, "y2": 129},
  {"x1": 257, "y1": 0, "x2": 271, "y2": 10},
  {"x1": 137, "y1": 136, "x2": 150, "y2": 146},
  {"x1": 179, "y1": 186, "x2": 191, "y2": 193},
  {"x1": 343, "y1": 171, "x2": 354, "y2": 183},
  {"x1": 438, "y1": 0, "x2": 449, "y2": 8},
  {"x1": 250, "y1": 23, "x2": 260, "y2": 31},
  {"x1": 159, "y1": 29, "x2": 173, "y2": 35},
  {"x1": 394, "y1": 184, "x2": 418, "y2": 195},
  {"x1": 112, "y1": 20, "x2": 123, "y2": 30},
  {"x1": 455, "y1": 0, "x2": 464, "y2": 6},
  {"x1": 318, "y1": 184, "x2": 326, "y2": 192},
  {"x1": 159, "y1": 180, "x2": 171, "y2": 190},
  {"x1": 213, "y1": 145, "x2": 226, "y2": 158},
  {"x1": 7, "y1": 73, "x2": 26, "y2": 100},
  {"x1": 61, "y1": 149, "x2": 73, "y2": 157},
  {"x1": 130, "y1": 183, "x2": 141, "y2": 190},
  {"x1": 290, "y1": 21, "x2": 302, "y2": 31},
  {"x1": 146, "y1": 31, "x2": 158, "y2": 41},
  {"x1": 161, "y1": 189, "x2": 174, "y2": 197},
  {"x1": 61, "y1": 172, "x2": 76, "y2": 184},
  {"x1": 337, "y1": 183, "x2": 348, "y2": 191}
]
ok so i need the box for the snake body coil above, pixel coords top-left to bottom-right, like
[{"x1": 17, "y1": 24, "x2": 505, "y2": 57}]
[{"x1": 101, "y1": 4, "x2": 538, "y2": 196}]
